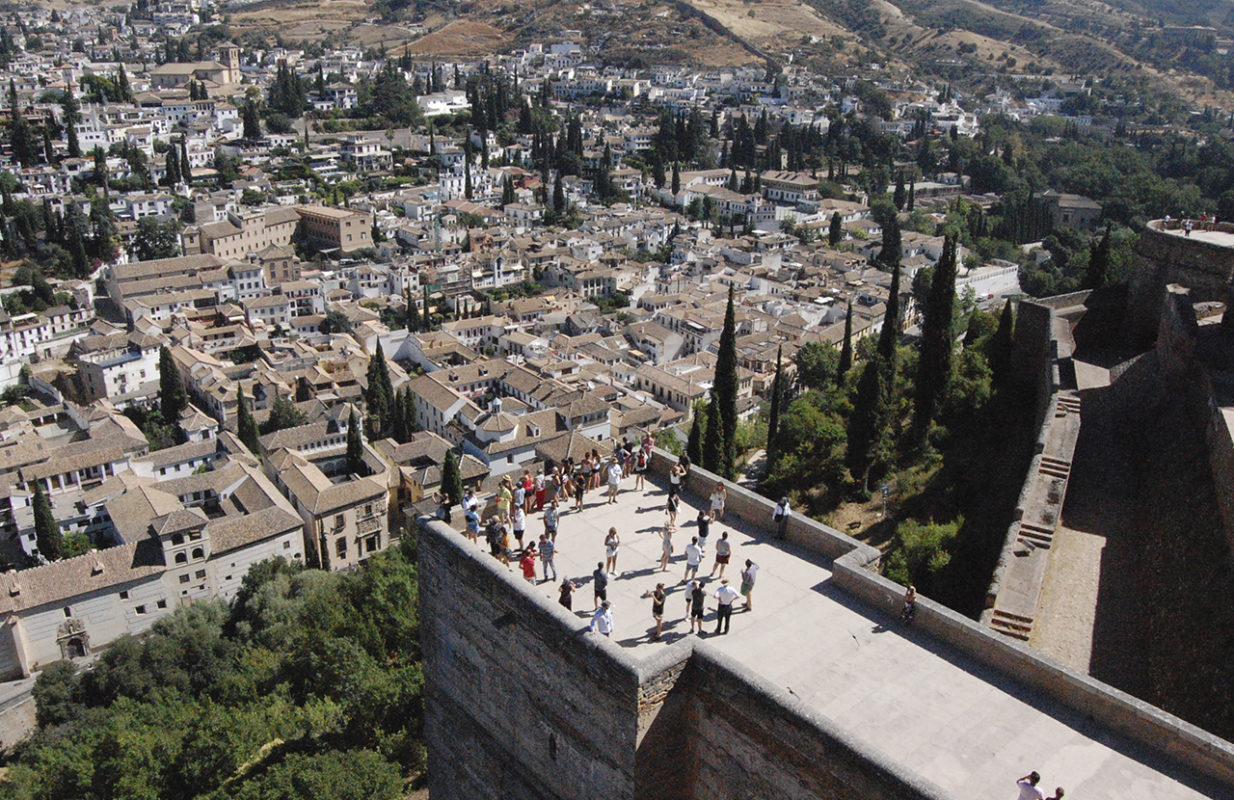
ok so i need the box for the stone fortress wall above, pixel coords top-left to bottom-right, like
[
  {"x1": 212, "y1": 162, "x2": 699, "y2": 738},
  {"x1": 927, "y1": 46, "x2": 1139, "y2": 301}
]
[
  {"x1": 419, "y1": 442, "x2": 1234, "y2": 799},
  {"x1": 1127, "y1": 220, "x2": 1234, "y2": 345}
]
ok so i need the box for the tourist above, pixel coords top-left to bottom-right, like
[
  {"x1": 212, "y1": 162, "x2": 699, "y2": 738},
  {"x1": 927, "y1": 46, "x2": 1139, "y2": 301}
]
[
  {"x1": 589, "y1": 601, "x2": 614, "y2": 637},
  {"x1": 666, "y1": 492, "x2": 680, "y2": 526},
  {"x1": 709, "y1": 531, "x2": 731, "y2": 578},
  {"x1": 589, "y1": 449, "x2": 603, "y2": 491},
  {"x1": 901, "y1": 584, "x2": 917, "y2": 624},
  {"x1": 773, "y1": 496, "x2": 791, "y2": 539},
  {"x1": 463, "y1": 487, "x2": 479, "y2": 515},
  {"x1": 539, "y1": 533, "x2": 557, "y2": 582},
  {"x1": 604, "y1": 527, "x2": 621, "y2": 575},
  {"x1": 519, "y1": 544, "x2": 538, "y2": 583},
  {"x1": 606, "y1": 457, "x2": 624, "y2": 504},
  {"x1": 1016, "y1": 771, "x2": 1045, "y2": 800},
  {"x1": 497, "y1": 477, "x2": 513, "y2": 517},
  {"x1": 669, "y1": 460, "x2": 685, "y2": 499},
  {"x1": 511, "y1": 505, "x2": 526, "y2": 550},
  {"x1": 499, "y1": 522, "x2": 513, "y2": 570},
  {"x1": 696, "y1": 508, "x2": 710, "y2": 552},
  {"x1": 573, "y1": 467, "x2": 587, "y2": 511},
  {"x1": 1184, "y1": 218, "x2": 1193, "y2": 237},
  {"x1": 512, "y1": 478, "x2": 527, "y2": 516},
  {"x1": 643, "y1": 583, "x2": 666, "y2": 640},
  {"x1": 683, "y1": 536, "x2": 702, "y2": 582},
  {"x1": 709, "y1": 483, "x2": 727, "y2": 521},
  {"x1": 558, "y1": 578, "x2": 576, "y2": 611},
  {"x1": 686, "y1": 579, "x2": 706, "y2": 634},
  {"x1": 485, "y1": 517, "x2": 502, "y2": 558},
  {"x1": 534, "y1": 469, "x2": 547, "y2": 510},
  {"x1": 740, "y1": 559, "x2": 758, "y2": 611},
  {"x1": 593, "y1": 562, "x2": 609, "y2": 610},
  {"x1": 435, "y1": 492, "x2": 452, "y2": 525},
  {"x1": 641, "y1": 430, "x2": 655, "y2": 458},
  {"x1": 544, "y1": 498, "x2": 560, "y2": 541},
  {"x1": 659, "y1": 523, "x2": 675, "y2": 571},
  {"x1": 464, "y1": 505, "x2": 480, "y2": 543},
  {"x1": 633, "y1": 447, "x2": 648, "y2": 491},
  {"x1": 713, "y1": 578, "x2": 740, "y2": 635},
  {"x1": 1046, "y1": 788, "x2": 1064, "y2": 800},
  {"x1": 522, "y1": 470, "x2": 535, "y2": 512}
]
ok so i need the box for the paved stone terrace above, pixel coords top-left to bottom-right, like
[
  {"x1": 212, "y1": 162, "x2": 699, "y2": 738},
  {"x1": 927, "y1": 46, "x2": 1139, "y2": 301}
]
[{"x1": 472, "y1": 474, "x2": 1223, "y2": 800}]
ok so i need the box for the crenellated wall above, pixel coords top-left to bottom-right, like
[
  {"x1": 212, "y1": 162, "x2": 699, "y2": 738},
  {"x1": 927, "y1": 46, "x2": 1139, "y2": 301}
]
[{"x1": 1127, "y1": 221, "x2": 1234, "y2": 345}]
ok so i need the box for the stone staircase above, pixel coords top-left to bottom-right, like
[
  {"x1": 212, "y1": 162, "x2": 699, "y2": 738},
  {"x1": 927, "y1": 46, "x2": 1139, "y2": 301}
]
[
  {"x1": 1016, "y1": 521, "x2": 1056, "y2": 550},
  {"x1": 990, "y1": 609, "x2": 1034, "y2": 641},
  {"x1": 1056, "y1": 394, "x2": 1082, "y2": 418}
]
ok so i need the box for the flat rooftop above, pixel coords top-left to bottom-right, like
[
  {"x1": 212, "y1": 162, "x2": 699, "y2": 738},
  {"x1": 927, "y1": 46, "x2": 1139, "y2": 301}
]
[
  {"x1": 481, "y1": 474, "x2": 1223, "y2": 799},
  {"x1": 1159, "y1": 224, "x2": 1234, "y2": 248}
]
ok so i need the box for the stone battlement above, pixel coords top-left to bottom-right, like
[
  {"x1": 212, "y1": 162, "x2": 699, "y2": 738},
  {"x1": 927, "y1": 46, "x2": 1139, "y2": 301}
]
[
  {"x1": 419, "y1": 453, "x2": 1234, "y2": 799},
  {"x1": 1128, "y1": 220, "x2": 1234, "y2": 345}
]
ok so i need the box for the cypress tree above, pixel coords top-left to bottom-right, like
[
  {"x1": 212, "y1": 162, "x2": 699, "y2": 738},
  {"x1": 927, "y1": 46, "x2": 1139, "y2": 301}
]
[
  {"x1": 713, "y1": 285, "x2": 740, "y2": 479},
  {"x1": 553, "y1": 172, "x2": 564, "y2": 215},
  {"x1": 33, "y1": 481, "x2": 62, "y2": 561},
  {"x1": 837, "y1": 302, "x2": 853, "y2": 382},
  {"x1": 877, "y1": 263, "x2": 900, "y2": 364},
  {"x1": 701, "y1": 396, "x2": 722, "y2": 474},
  {"x1": 913, "y1": 234, "x2": 959, "y2": 442},
  {"x1": 907, "y1": 177, "x2": 915, "y2": 212},
  {"x1": 366, "y1": 342, "x2": 394, "y2": 435},
  {"x1": 845, "y1": 358, "x2": 888, "y2": 492},
  {"x1": 1083, "y1": 225, "x2": 1112, "y2": 290},
  {"x1": 346, "y1": 408, "x2": 364, "y2": 476},
  {"x1": 988, "y1": 299, "x2": 1015, "y2": 389},
  {"x1": 828, "y1": 211, "x2": 843, "y2": 246},
  {"x1": 158, "y1": 346, "x2": 187, "y2": 422},
  {"x1": 671, "y1": 160, "x2": 680, "y2": 195},
  {"x1": 765, "y1": 345, "x2": 784, "y2": 471},
  {"x1": 8, "y1": 80, "x2": 35, "y2": 167},
  {"x1": 893, "y1": 174, "x2": 906, "y2": 211},
  {"x1": 237, "y1": 385, "x2": 259, "y2": 454},
  {"x1": 879, "y1": 211, "x2": 902, "y2": 271},
  {"x1": 61, "y1": 83, "x2": 80, "y2": 158},
  {"x1": 442, "y1": 449, "x2": 463, "y2": 507},
  {"x1": 687, "y1": 401, "x2": 705, "y2": 465}
]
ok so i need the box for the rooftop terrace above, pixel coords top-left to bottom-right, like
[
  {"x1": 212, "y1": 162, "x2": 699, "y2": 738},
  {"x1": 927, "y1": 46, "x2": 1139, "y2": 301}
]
[{"x1": 447, "y1": 468, "x2": 1229, "y2": 799}]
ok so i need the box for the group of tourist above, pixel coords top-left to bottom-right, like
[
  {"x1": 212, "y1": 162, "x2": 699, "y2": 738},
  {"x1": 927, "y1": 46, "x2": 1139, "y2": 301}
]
[
  {"x1": 1016, "y1": 771, "x2": 1064, "y2": 800},
  {"x1": 455, "y1": 444, "x2": 782, "y2": 641},
  {"x1": 1165, "y1": 212, "x2": 1220, "y2": 237}
]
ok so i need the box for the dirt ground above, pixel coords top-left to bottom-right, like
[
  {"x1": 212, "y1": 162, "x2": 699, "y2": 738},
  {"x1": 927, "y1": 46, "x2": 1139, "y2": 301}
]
[
  {"x1": 684, "y1": 0, "x2": 849, "y2": 45},
  {"x1": 405, "y1": 20, "x2": 508, "y2": 57}
]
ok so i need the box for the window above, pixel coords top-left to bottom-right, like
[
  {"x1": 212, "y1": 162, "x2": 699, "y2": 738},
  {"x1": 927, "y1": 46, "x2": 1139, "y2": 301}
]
[
  {"x1": 175, "y1": 552, "x2": 187, "y2": 564},
  {"x1": 156, "y1": 599, "x2": 167, "y2": 609},
  {"x1": 366, "y1": 536, "x2": 377, "y2": 553},
  {"x1": 336, "y1": 537, "x2": 347, "y2": 560},
  {"x1": 135, "y1": 605, "x2": 146, "y2": 614},
  {"x1": 195, "y1": 570, "x2": 206, "y2": 579},
  {"x1": 119, "y1": 590, "x2": 129, "y2": 600},
  {"x1": 179, "y1": 574, "x2": 190, "y2": 584},
  {"x1": 171, "y1": 533, "x2": 184, "y2": 545},
  {"x1": 334, "y1": 514, "x2": 345, "y2": 530},
  {"x1": 283, "y1": 540, "x2": 292, "y2": 549},
  {"x1": 191, "y1": 547, "x2": 204, "y2": 560},
  {"x1": 63, "y1": 607, "x2": 71, "y2": 618},
  {"x1": 364, "y1": 504, "x2": 372, "y2": 517}
]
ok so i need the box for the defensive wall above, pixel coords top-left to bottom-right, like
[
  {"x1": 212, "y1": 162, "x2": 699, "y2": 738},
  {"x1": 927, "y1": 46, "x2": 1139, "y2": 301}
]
[
  {"x1": 419, "y1": 446, "x2": 1234, "y2": 799},
  {"x1": 982, "y1": 294, "x2": 1086, "y2": 640},
  {"x1": 1128, "y1": 219, "x2": 1234, "y2": 345}
]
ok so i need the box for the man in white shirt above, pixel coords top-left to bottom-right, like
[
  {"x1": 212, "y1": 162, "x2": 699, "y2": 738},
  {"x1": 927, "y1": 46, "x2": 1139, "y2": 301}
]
[
  {"x1": 683, "y1": 537, "x2": 702, "y2": 582},
  {"x1": 606, "y1": 458, "x2": 623, "y2": 504},
  {"x1": 589, "y1": 601, "x2": 614, "y2": 637},
  {"x1": 1015, "y1": 771, "x2": 1044, "y2": 800},
  {"x1": 712, "y1": 579, "x2": 741, "y2": 635},
  {"x1": 773, "y1": 497, "x2": 790, "y2": 539}
]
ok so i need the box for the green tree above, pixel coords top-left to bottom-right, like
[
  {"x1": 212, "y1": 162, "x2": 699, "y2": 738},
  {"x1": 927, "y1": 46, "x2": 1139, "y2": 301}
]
[
  {"x1": 795, "y1": 341, "x2": 837, "y2": 391},
  {"x1": 845, "y1": 358, "x2": 889, "y2": 492},
  {"x1": 237, "y1": 386, "x2": 259, "y2": 454},
  {"x1": 242, "y1": 98, "x2": 262, "y2": 140},
  {"x1": 133, "y1": 217, "x2": 180, "y2": 261},
  {"x1": 346, "y1": 409, "x2": 364, "y2": 476},
  {"x1": 61, "y1": 82, "x2": 80, "y2": 159},
  {"x1": 159, "y1": 346, "x2": 187, "y2": 422},
  {"x1": 32, "y1": 481, "x2": 62, "y2": 561},
  {"x1": 893, "y1": 173, "x2": 906, "y2": 211},
  {"x1": 686, "y1": 401, "x2": 705, "y2": 465},
  {"x1": 877, "y1": 262, "x2": 901, "y2": 364},
  {"x1": 263, "y1": 395, "x2": 306, "y2": 435},
  {"x1": 701, "y1": 395, "x2": 723, "y2": 474},
  {"x1": 765, "y1": 345, "x2": 784, "y2": 471},
  {"x1": 828, "y1": 211, "x2": 843, "y2": 246},
  {"x1": 671, "y1": 160, "x2": 680, "y2": 195},
  {"x1": 365, "y1": 342, "x2": 394, "y2": 436},
  {"x1": 405, "y1": 286, "x2": 421, "y2": 332},
  {"x1": 913, "y1": 234, "x2": 959, "y2": 444},
  {"x1": 712, "y1": 285, "x2": 739, "y2": 478},
  {"x1": 31, "y1": 660, "x2": 82, "y2": 728},
  {"x1": 442, "y1": 450, "x2": 463, "y2": 507},
  {"x1": 987, "y1": 299, "x2": 1015, "y2": 389},
  {"x1": 883, "y1": 517, "x2": 962, "y2": 595},
  {"x1": 1083, "y1": 224, "x2": 1112, "y2": 290},
  {"x1": 837, "y1": 302, "x2": 853, "y2": 382}
]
